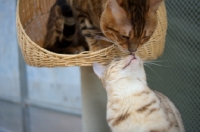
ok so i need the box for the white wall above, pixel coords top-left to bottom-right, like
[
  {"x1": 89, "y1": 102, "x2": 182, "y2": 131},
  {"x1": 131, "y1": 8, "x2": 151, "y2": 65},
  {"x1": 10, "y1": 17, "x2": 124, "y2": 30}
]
[
  {"x1": 27, "y1": 66, "x2": 82, "y2": 114},
  {"x1": 0, "y1": 0, "x2": 20, "y2": 100}
]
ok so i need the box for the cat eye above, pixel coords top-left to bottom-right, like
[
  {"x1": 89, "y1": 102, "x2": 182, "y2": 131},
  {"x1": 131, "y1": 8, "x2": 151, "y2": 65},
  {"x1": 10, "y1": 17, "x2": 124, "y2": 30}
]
[
  {"x1": 142, "y1": 36, "x2": 150, "y2": 39},
  {"x1": 121, "y1": 35, "x2": 129, "y2": 39}
]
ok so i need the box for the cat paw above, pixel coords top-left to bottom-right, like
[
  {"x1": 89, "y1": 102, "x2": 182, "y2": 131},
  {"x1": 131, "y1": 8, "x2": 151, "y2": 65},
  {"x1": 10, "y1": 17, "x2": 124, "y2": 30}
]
[{"x1": 76, "y1": 46, "x2": 85, "y2": 53}]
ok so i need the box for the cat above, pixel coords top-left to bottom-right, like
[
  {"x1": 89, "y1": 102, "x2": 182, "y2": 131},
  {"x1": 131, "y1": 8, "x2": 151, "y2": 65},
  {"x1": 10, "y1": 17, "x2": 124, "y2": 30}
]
[
  {"x1": 43, "y1": 0, "x2": 88, "y2": 54},
  {"x1": 44, "y1": 0, "x2": 164, "y2": 54},
  {"x1": 93, "y1": 55, "x2": 185, "y2": 132}
]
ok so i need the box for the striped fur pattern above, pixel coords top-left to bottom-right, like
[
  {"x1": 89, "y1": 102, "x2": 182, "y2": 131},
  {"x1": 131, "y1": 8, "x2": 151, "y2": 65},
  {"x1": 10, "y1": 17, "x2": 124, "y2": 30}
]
[
  {"x1": 93, "y1": 56, "x2": 185, "y2": 132},
  {"x1": 44, "y1": 0, "x2": 164, "y2": 54},
  {"x1": 44, "y1": 0, "x2": 88, "y2": 54}
]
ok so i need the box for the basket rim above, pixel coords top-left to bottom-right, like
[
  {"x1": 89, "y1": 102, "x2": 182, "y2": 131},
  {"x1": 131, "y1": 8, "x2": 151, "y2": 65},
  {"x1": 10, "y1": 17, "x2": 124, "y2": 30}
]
[{"x1": 16, "y1": 0, "x2": 167, "y2": 67}]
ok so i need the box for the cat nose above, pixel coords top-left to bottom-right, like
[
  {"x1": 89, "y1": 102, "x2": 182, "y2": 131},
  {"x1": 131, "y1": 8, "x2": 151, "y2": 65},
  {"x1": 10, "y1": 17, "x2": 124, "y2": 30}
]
[
  {"x1": 128, "y1": 40, "x2": 138, "y2": 53},
  {"x1": 128, "y1": 45, "x2": 137, "y2": 53},
  {"x1": 129, "y1": 52, "x2": 135, "y2": 55},
  {"x1": 128, "y1": 48, "x2": 137, "y2": 52}
]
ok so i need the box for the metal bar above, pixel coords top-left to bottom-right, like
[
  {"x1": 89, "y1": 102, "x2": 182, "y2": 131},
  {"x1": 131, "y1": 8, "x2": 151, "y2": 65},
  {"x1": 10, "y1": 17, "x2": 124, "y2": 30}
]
[
  {"x1": 0, "y1": 96, "x2": 81, "y2": 116},
  {"x1": 18, "y1": 46, "x2": 31, "y2": 132},
  {"x1": 0, "y1": 96, "x2": 21, "y2": 105}
]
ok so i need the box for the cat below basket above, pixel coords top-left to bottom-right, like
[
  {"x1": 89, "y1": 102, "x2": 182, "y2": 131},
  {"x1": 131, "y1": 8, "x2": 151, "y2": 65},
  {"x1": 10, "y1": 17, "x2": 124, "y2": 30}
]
[
  {"x1": 93, "y1": 55, "x2": 185, "y2": 132},
  {"x1": 16, "y1": 0, "x2": 167, "y2": 67}
]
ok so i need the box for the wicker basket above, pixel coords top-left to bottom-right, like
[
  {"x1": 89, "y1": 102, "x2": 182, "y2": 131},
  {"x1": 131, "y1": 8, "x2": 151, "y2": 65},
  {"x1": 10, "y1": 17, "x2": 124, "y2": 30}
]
[{"x1": 16, "y1": 0, "x2": 167, "y2": 67}]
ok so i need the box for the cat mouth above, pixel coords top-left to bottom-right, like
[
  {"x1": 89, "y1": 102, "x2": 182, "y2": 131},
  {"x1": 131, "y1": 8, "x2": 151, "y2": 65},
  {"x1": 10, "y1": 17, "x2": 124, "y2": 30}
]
[{"x1": 123, "y1": 55, "x2": 137, "y2": 69}]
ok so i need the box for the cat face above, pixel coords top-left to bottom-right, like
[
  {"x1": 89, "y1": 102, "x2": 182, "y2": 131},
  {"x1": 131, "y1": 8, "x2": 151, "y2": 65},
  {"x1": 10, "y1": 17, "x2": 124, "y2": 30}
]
[
  {"x1": 93, "y1": 55, "x2": 146, "y2": 82},
  {"x1": 100, "y1": 0, "x2": 163, "y2": 53}
]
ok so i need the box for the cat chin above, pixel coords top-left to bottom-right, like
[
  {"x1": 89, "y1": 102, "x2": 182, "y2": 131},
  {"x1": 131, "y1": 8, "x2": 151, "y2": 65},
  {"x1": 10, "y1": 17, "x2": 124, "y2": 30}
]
[
  {"x1": 130, "y1": 59, "x2": 140, "y2": 67},
  {"x1": 123, "y1": 55, "x2": 142, "y2": 71}
]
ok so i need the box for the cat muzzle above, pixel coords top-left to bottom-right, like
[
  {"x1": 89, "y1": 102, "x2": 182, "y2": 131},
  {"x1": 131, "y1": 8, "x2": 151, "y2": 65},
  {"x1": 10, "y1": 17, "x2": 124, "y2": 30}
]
[{"x1": 128, "y1": 44, "x2": 138, "y2": 54}]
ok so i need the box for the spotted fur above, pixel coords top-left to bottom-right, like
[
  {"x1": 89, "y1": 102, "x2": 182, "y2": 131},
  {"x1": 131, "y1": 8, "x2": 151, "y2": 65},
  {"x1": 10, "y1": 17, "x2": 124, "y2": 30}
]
[
  {"x1": 43, "y1": 0, "x2": 88, "y2": 54},
  {"x1": 93, "y1": 55, "x2": 185, "y2": 132}
]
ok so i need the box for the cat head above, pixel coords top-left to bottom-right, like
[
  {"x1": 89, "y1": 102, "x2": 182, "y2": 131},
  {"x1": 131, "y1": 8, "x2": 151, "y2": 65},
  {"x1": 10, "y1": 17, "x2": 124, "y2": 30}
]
[
  {"x1": 100, "y1": 0, "x2": 163, "y2": 53},
  {"x1": 93, "y1": 55, "x2": 146, "y2": 86}
]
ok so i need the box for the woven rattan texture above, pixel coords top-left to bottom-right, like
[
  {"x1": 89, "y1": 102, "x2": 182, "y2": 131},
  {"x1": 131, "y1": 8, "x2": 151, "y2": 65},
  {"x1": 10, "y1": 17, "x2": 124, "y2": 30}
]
[{"x1": 16, "y1": 0, "x2": 167, "y2": 67}]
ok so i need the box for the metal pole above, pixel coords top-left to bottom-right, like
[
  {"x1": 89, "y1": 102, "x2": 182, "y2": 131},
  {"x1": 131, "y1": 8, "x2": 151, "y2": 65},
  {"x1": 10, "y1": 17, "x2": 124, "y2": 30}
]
[
  {"x1": 18, "y1": 46, "x2": 30, "y2": 132},
  {"x1": 80, "y1": 66, "x2": 110, "y2": 132}
]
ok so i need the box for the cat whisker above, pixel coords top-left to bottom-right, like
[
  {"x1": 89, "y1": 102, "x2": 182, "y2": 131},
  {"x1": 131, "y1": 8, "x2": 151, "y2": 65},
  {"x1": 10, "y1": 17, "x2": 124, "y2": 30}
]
[
  {"x1": 95, "y1": 35, "x2": 114, "y2": 43},
  {"x1": 94, "y1": 35, "x2": 130, "y2": 54},
  {"x1": 94, "y1": 35, "x2": 132, "y2": 54},
  {"x1": 146, "y1": 74, "x2": 157, "y2": 79},
  {"x1": 146, "y1": 74, "x2": 160, "y2": 82},
  {"x1": 144, "y1": 62, "x2": 172, "y2": 67},
  {"x1": 145, "y1": 60, "x2": 168, "y2": 63},
  {"x1": 144, "y1": 64, "x2": 163, "y2": 81},
  {"x1": 92, "y1": 30, "x2": 111, "y2": 34},
  {"x1": 144, "y1": 59, "x2": 172, "y2": 67}
]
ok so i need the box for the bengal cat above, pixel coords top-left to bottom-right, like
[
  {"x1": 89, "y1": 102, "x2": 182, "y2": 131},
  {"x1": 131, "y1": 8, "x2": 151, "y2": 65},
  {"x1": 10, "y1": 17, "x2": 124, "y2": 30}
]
[
  {"x1": 44, "y1": 0, "x2": 164, "y2": 54},
  {"x1": 93, "y1": 55, "x2": 185, "y2": 132}
]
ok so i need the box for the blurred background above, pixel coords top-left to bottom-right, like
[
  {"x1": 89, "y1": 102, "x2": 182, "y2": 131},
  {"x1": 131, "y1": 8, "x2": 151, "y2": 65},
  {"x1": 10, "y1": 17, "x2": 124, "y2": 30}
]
[{"x1": 0, "y1": 0, "x2": 199, "y2": 132}]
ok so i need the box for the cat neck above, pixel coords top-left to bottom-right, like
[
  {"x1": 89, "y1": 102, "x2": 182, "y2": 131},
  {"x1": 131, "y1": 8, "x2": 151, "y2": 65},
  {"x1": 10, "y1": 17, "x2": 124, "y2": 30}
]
[{"x1": 106, "y1": 76, "x2": 148, "y2": 99}]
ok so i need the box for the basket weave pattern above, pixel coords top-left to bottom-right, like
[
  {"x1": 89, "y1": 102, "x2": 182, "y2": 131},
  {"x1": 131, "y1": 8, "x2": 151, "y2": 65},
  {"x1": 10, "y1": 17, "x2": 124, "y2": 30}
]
[{"x1": 16, "y1": 0, "x2": 167, "y2": 67}]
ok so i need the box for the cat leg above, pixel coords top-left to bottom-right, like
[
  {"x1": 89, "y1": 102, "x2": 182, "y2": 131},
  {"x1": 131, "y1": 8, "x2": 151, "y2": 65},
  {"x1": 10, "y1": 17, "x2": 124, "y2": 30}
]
[
  {"x1": 44, "y1": 2, "x2": 87, "y2": 54},
  {"x1": 54, "y1": 46, "x2": 85, "y2": 54},
  {"x1": 78, "y1": 18, "x2": 112, "y2": 52}
]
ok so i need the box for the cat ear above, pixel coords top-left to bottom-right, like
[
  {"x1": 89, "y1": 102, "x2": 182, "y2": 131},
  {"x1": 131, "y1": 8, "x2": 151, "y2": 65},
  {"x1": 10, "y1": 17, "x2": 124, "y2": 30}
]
[
  {"x1": 108, "y1": 0, "x2": 123, "y2": 5},
  {"x1": 149, "y1": 0, "x2": 163, "y2": 12},
  {"x1": 107, "y1": 0, "x2": 127, "y2": 19},
  {"x1": 106, "y1": 0, "x2": 129, "y2": 24},
  {"x1": 93, "y1": 63, "x2": 106, "y2": 78}
]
